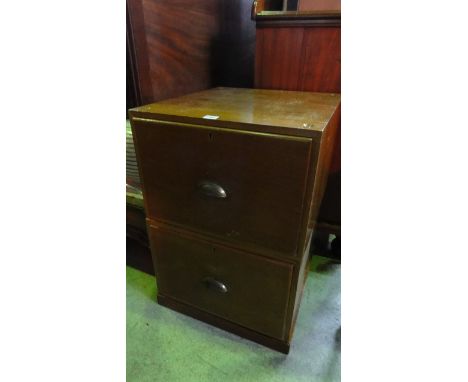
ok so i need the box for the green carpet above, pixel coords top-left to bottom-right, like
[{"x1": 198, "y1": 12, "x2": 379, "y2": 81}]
[{"x1": 126, "y1": 256, "x2": 340, "y2": 382}]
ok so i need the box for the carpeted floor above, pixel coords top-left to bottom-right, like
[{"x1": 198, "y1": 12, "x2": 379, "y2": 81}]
[{"x1": 126, "y1": 255, "x2": 340, "y2": 382}]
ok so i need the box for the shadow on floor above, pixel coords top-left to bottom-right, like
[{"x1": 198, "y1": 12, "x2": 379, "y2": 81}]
[{"x1": 127, "y1": 238, "x2": 155, "y2": 275}]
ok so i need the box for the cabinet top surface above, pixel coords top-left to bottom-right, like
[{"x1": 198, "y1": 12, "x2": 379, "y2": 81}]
[{"x1": 130, "y1": 87, "x2": 340, "y2": 133}]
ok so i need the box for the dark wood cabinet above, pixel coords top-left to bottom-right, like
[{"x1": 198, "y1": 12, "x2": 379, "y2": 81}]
[{"x1": 130, "y1": 87, "x2": 340, "y2": 352}]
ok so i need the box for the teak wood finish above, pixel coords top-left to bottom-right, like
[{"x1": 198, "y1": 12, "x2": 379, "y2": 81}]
[
  {"x1": 252, "y1": 2, "x2": 341, "y2": 230},
  {"x1": 130, "y1": 88, "x2": 340, "y2": 353}
]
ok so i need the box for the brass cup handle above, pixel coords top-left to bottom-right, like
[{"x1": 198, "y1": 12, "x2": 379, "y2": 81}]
[
  {"x1": 202, "y1": 277, "x2": 228, "y2": 293},
  {"x1": 197, "y1": 181, "x2": 227, "y2": 199}
]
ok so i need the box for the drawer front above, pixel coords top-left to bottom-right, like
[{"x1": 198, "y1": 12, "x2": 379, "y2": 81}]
[
  {"x1": 150, "y1": 225, "x2": 294, "y2": 340},
  {"x1": 133, "y1": 120, "x2": 312, "y2": 256}
]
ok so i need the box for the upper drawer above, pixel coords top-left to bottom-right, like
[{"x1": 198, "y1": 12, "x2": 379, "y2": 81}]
[{"x1": 132, "y1": 119, "x2": 313, "y2": 257}]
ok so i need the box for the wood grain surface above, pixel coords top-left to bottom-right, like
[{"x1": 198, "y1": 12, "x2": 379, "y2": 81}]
[
  {"x1": 255, "y1": 27, "x2": 340, "y2": 92},
  {"x1": 126, "y1": 0, "x2": 255, "y2": 105},
  {"x1": 130, "y1": 87, "x2": 340, "y2": 133}
]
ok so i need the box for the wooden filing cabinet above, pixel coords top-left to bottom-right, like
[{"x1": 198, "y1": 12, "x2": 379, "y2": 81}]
[{"x1": 129, "y1": 87, "x2": 340, "y2": 353}]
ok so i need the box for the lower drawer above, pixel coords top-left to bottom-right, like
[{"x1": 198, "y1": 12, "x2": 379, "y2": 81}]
[{"x1": 149, "y1": 225, "x2": 294, "y2": 340}]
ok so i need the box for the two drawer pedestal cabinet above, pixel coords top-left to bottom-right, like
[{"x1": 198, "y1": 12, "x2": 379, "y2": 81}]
[{"x1": 130, "y1": 87, "x2": 340, "y2": 353}]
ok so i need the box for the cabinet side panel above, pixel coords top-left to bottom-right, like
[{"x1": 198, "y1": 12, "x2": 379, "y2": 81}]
[{"x1": 308, "y1": 106, "x2": 340, "y2": 230}]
